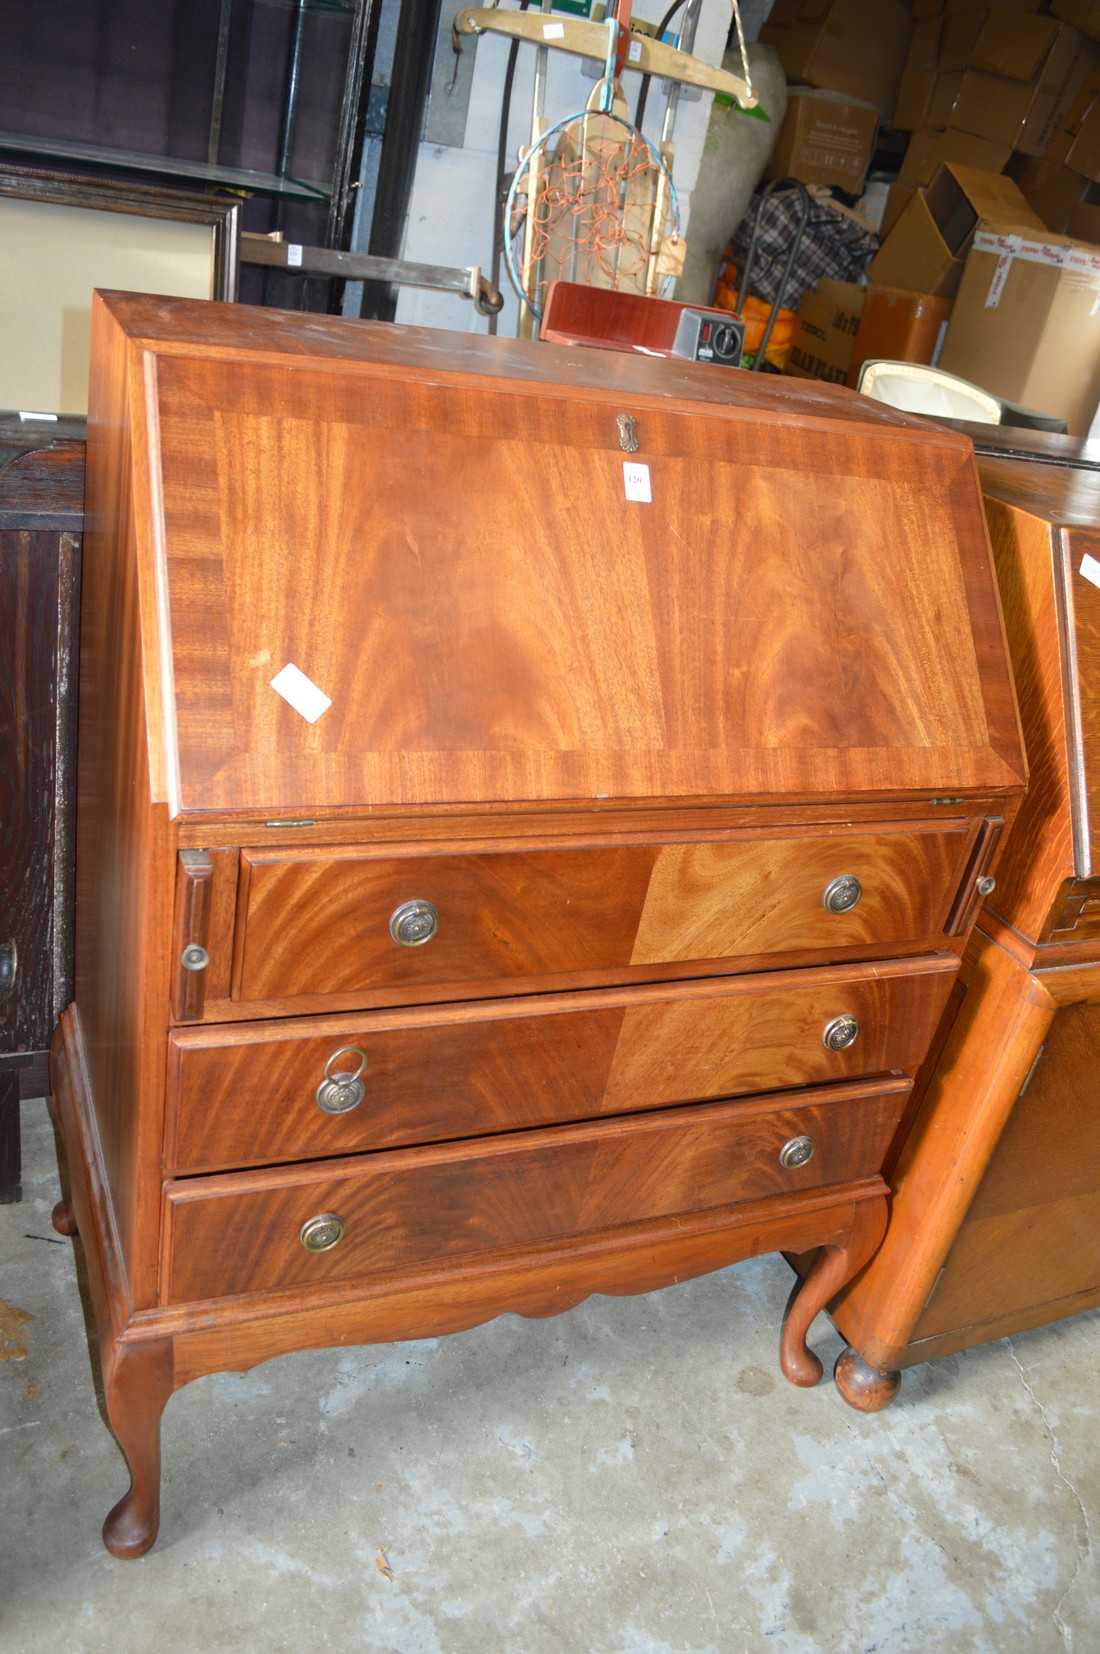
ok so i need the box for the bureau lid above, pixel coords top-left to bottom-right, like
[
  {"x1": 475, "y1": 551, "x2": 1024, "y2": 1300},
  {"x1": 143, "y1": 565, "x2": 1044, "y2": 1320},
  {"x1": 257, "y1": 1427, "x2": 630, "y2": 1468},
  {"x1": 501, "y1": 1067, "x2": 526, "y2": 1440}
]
[{"x1": 93, "y1": 292, "x2": 1025, "y2": 818}]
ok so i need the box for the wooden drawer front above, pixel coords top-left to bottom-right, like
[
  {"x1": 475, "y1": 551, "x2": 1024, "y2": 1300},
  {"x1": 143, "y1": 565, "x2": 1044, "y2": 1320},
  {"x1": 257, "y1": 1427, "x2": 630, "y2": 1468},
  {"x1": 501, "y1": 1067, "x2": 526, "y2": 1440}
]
[
  {"x1": 167, "y1": 955, "x2": 956, "y2": 1174},
  {"x1": 232, "y1": 825, "x2": 973, "y2": 1004},
  {"x1": 163, "y1": 1076, "x2": 912, "y2": 1303}
]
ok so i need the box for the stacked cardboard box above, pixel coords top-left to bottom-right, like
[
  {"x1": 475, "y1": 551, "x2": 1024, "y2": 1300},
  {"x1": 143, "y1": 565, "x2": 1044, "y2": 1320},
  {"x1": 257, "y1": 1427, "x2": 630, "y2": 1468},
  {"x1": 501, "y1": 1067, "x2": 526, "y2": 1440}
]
[
  {"x1": 885, "y1": 1, "x2": 1100, "y2": 238},
  {"x1": 869, "y1": 162, "x2": 1045, "y2": 298},
  {"x1": 765, "y1": 88, "x2": 880, "y2": 195},
  {"x1": 759, "y1": 1, "x2": 913, "y2": 118},
  {"x1": 786, "y1": 280, "x2": 867, "y2": 382}
]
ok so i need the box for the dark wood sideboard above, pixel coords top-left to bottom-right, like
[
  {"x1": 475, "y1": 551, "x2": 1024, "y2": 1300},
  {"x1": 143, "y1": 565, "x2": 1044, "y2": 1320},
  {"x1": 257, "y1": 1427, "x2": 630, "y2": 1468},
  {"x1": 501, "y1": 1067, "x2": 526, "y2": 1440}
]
[
  {"x1": 820, "y1": 450, "x2": 1100, "y2": 1404},
  {"x1": 49, "y1": 292, "x2": 1024, "y2": 1555},
  {"x1": 0, "y1": 416, "x2": 84, "y2": 1201}
]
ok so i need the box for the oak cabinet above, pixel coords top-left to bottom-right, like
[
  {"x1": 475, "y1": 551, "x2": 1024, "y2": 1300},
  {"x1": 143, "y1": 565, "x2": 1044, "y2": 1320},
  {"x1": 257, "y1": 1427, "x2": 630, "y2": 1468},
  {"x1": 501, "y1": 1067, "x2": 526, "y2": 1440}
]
[{"x1": 49, "y1": 292, "x2": 1024, "y2": 1554}]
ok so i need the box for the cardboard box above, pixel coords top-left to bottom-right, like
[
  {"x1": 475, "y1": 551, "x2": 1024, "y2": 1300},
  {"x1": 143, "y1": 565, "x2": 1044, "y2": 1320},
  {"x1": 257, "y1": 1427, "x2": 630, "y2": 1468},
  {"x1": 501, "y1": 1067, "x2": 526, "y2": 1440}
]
[
  {"x1": 969, "y1": 12, "x2": 1059, "y2": 81},
  {"x1": 881, "y1": 181, "x2": 917, "y2": 238},
  {"x1": 1016, "y1": 25, "x2": 1100, "y2": 156},
  {"x1": 1068, "y1": 95, "x2": 1100, "y2": 180},
  {"x1": 846, "y1": 285, "x2": 953, "y2": 387},
  {"x1": 939, "y1": 225, "x2": 1100, "y2": 433},
  {"x1": 938, "y1": 4, "x2": 986, "y2": 73},
  {"x1": 1068, "y1": 179, "x2": 1100, "y2": 240},
  {"x1": 1053, "y1": 1, "x2": 1100, "y2": 39},
  {"x1": 869, "y1": 162, "x2": 1044, "y2": 297},
  {"x1": 1005, "y1": 154, "x2": 1090, "y2": 232},
  {"x1": 898, "y1": 127, "x2": 1011, "y2": 191},
  {"x1": 766, "y1": 89, "x2": 879, "y2": 192},
  {"x1": 759, "y1": 0, "x2": 913, "y2": 115},
  {"x1": 786, "y1": 279, "x2": 867, "y2": 383},
  {"x1": 945, "y1": 69, "x2": 1038, "y2": 146},
  {"x1": 894, "y1": 15, "x2": 941, "y2": 129}
]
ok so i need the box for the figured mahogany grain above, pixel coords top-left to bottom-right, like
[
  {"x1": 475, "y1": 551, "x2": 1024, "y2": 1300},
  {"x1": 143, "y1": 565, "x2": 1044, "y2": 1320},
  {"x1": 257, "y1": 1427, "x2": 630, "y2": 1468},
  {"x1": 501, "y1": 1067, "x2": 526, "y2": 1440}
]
[
  {"x1": 232, "y1": 827, "x2": 973, "y2": 1005},
  {"x1": 162, "y1": 1077, "x2": 912, "y2": 1303},
  {"x1": 58, "y1": 293, "x2": 1025, "y2": 1548},
  {"x1": 93, "y1": 292, "x2": 1024, "y2": 817},
  {"x1": 167, "y1": 957, "x2": 955, "y2": 1173}
]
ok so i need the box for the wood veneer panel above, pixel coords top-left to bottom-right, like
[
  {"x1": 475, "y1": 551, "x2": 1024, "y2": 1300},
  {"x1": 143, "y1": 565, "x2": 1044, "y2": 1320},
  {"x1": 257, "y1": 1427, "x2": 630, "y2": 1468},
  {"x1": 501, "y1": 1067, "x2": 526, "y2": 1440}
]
[
  {"x1": 163, "y1": 1078, "x2": 911, "y2": 1303},
  {"x1": 167, "y1": 957, "x2": 956, "y2": 1173},
  {"x1": 909, "y1": 996, "x2": 1100, "y2": 1343},
  {"x1": 233, "y1": 827, "x2": 973, "y2": 1004},
  {"x1": 1063, "y1": 527, "x2": 1100, "y2": 877},
  {"x1": 77, "y1": 300, "x2": 177, "y2": 1308},
  {"x1": 89, "y1": 290, "x2": 1022, "y2": 816}
]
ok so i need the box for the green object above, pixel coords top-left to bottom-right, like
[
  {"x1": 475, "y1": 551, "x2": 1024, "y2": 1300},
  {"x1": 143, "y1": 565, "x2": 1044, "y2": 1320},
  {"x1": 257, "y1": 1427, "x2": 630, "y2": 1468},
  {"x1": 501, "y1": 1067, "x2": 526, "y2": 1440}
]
[
  {"x1": 713, "y1": 95, "x2": 771, "y2": 120},
  {"x1": 553, "y1": 0, "x2": 593, "y2": 14}
]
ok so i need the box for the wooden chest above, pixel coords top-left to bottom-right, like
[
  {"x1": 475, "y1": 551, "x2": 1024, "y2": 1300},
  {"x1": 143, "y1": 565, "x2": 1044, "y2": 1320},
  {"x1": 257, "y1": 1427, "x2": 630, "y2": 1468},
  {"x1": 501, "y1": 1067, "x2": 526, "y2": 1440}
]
[
  {"x1": 50, "y1": 292, "x2": 1025, "y2": 1554},
  {"x1": 821, "y1": 452, "x2": 1100, "y2": 1403}
]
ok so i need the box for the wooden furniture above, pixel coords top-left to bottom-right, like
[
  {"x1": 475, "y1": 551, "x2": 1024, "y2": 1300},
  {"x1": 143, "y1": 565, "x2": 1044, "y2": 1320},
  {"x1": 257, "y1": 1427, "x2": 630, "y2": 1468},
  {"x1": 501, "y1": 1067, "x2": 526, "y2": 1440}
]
[
  {"x1": 50, "y1": 291, "x2": 1024, "y2": 1556},
  {"x1": 0, "y1": 416, "x2": 84, "y2": 1201},
  {"x1": 823, "y1": 453, "x2": 1100, "y2": 1407}
]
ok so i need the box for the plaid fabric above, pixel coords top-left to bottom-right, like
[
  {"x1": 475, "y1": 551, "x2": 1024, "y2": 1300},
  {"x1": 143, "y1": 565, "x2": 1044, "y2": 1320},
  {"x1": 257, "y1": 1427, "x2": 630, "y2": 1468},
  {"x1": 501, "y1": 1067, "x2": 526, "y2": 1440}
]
[{"x1": 727, "y1": 181, "x2": 879, "y2": 311}]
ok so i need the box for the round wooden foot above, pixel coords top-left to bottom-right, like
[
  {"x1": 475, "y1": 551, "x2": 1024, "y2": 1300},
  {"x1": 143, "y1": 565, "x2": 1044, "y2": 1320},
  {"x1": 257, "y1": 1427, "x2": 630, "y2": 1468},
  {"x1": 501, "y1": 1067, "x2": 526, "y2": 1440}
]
[
  {"x1": 834, "y1": 1348, "x2": 902, "y2": 1412},
  {"x1": 102, "y1": 1492, "x2": 159, "y2": 1560},
  {"x1": 51, "y1": 1198, "x2": 78, "y2": 1236}
]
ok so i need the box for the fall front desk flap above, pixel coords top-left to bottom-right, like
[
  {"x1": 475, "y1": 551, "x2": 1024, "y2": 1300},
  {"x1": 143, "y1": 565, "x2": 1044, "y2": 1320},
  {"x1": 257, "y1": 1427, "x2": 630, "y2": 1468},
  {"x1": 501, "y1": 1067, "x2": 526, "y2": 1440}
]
[{"x1": 88, "y1": 291, "x2": 1025, "y2": 819}]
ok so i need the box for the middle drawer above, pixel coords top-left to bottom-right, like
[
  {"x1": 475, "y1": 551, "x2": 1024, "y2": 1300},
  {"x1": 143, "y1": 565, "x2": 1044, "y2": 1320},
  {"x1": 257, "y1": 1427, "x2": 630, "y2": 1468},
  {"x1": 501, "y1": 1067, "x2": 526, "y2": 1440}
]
[{"x1": 166, "y1": 954, "x2": 958, "y2": 1174}]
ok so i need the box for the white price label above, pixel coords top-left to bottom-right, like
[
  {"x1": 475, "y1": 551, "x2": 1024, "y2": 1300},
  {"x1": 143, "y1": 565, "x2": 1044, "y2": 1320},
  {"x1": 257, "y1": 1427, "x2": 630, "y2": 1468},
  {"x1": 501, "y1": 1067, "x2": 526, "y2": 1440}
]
[
  {"x1": 1081, "y1": 553, "x2": 1100, "y2": 590},
  {"x1": 543, "y1": 21, "x2": 565, "y2": 37},
  {"x1": 270, "y1": 662, "x2": 331, "y2": 722},
  {"x1": 287, "y1": 244, "x2": 303, "y2": 267},
  {"x1": 623, "y1": 462, "x2": 652, "y2": 503}
]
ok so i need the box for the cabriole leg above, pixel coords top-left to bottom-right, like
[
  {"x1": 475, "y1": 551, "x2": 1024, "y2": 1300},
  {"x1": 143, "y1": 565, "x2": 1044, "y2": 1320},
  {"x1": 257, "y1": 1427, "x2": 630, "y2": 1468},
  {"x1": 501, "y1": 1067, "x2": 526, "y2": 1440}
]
[
  {"x1": 101, "y1": 1339, "x2": 175, "y2": 1559},
  {"x1": 834, "y1": 1348, "x2": 902, "y2": 1412},
  {"x1": 779, "y1": 1198, "x2": 888, "y2": 1387}
]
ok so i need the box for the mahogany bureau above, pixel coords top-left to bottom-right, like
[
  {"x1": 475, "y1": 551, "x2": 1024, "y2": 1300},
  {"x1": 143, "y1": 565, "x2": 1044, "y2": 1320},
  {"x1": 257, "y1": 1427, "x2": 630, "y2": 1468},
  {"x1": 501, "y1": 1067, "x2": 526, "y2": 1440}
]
[
  {"x1": 819, "y1": 451, "x2": 1100, "y2": 1403},
  {"x1": 50, "y1": 291, "x2": 1024, "y2": 1555}
]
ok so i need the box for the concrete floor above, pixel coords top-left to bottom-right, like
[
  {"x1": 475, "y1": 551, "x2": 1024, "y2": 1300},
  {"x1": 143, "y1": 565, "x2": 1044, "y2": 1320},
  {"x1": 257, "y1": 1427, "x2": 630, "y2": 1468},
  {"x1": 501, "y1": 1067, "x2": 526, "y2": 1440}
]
[{"x1": 2, "y1": 1097, "x2": 1097, "y2": 1654}]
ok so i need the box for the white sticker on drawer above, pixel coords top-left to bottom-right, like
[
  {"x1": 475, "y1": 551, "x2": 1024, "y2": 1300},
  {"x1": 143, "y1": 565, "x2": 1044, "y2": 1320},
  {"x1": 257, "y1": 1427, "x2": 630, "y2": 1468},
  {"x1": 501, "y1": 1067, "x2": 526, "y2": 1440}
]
[
  {"x1": 270, "y1": 662, "x2": 331, "y2": 722},
  {"x1": 1081, "y1": 553, "x2": 1100, "y2": 590},
  {"x1": 624, "y1": 462, "x2": 652, "y2": 502}
]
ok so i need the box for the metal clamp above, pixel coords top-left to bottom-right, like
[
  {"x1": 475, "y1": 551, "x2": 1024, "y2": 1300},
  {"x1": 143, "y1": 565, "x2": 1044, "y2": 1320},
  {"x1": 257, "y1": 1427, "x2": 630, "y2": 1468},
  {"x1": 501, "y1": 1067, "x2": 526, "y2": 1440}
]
[{"x1": 316, "y1": 1046, "x2": 368, "y2": 1115}]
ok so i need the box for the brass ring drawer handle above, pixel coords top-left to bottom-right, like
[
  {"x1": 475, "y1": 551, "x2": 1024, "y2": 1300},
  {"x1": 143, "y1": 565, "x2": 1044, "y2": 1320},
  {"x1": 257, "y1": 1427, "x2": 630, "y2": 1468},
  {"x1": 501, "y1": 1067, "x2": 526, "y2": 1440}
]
[
  {"x1": 822, "y1": 874, "x2": 862, "y2": 914},
  {"x1": 780, "y1": 1135, "x2": 815, "y2": 1170},
  {"x1": 316, "y1": 1046, "x2": 368, "y2": 1114},
  {"x1": 823, "y1": 1014, "x2": 860, "y2": 1051},
  {"x1": 300, "y1": 1213, "x2": 347, "y2": 1253},
  {"x1": 389, "y1": 899, "x2": 440, "y2": 947}
]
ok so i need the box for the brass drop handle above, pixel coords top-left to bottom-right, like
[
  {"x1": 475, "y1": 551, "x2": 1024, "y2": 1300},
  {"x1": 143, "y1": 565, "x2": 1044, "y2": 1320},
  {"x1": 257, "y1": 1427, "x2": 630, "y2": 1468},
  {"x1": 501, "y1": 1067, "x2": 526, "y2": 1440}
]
[
  {"x1": 389, "y1": 899, "x2": 440, "y2": 947},
  {"x1": 300, "y1": 1213, "x2": 347, "y2": 1253},
  {"x1": 822, "y1": 875, "x2": 862, "y2": 914},
  {"x1": 823, "y1": 1014, "x2": 860, "y2": 1051},
  {"x1": 779, "y1": 1136, "x2": 815, "y2": 1170},
  {"x1": 316, "y1": 1046, "x2": 368, "y2": 1115}
]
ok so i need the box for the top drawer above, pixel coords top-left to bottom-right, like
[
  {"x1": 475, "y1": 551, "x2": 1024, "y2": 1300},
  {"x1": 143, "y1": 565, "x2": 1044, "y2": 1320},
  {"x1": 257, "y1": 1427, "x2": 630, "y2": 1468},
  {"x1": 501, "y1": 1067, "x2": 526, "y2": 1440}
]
[{"x1": 227, "y1": 822, "x2": 975, "y2": 1007}]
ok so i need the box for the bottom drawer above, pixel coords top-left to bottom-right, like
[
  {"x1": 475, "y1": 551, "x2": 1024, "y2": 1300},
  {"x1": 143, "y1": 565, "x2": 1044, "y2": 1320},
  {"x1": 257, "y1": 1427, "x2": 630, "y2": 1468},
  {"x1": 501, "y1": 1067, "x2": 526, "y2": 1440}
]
[{"x1": 162, "y1": 1076, "x2": 911, "y2": 1304}]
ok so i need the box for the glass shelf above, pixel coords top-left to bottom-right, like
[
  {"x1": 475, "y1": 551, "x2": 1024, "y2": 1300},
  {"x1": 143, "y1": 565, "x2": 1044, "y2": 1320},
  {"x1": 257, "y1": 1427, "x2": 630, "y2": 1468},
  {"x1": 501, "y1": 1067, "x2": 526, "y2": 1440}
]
[{"x1": 0, "y1": 132, "x2": 330, "y2": 203}]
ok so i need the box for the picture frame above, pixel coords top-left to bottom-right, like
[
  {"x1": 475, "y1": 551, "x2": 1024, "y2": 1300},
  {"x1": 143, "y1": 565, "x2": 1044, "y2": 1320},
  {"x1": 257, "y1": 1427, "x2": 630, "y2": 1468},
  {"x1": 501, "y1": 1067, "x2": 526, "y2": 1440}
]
[{"x1": 0, "y1": 164, "x2": 240, "y2": 415}]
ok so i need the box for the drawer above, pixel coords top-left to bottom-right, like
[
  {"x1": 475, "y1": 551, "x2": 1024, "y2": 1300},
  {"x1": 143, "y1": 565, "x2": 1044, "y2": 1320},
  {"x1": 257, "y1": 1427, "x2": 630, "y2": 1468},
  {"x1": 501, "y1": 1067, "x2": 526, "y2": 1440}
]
[
  {"x1": 166, "y1": 954, "x2": 957, "y2": 1173},
  {"x1": 230, "y1": 823, "x2": 975, "y2": 1005},
  {"x1": 162, "y1": 1075, "x2": 913, "y2": 1304}
]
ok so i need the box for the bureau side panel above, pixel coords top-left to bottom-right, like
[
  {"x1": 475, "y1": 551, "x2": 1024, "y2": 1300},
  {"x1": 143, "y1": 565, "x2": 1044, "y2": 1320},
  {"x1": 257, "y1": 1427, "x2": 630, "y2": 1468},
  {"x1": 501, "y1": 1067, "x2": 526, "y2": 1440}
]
[
  {"x1": 74, "y1": 299, "x2": 175, "y2": 1310},
  {"x1": 975, "y1": 490, "x2": 1076, "y2": 941}
]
